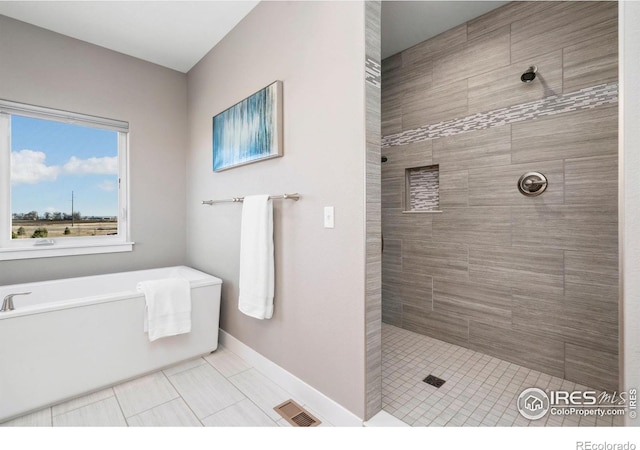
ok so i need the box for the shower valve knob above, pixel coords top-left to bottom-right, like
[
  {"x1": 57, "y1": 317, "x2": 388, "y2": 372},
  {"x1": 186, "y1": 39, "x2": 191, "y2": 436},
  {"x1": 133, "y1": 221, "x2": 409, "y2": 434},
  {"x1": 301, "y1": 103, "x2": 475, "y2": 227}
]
[{"x1": 518, "y1": 172, "x2": 548, "y2": 196}]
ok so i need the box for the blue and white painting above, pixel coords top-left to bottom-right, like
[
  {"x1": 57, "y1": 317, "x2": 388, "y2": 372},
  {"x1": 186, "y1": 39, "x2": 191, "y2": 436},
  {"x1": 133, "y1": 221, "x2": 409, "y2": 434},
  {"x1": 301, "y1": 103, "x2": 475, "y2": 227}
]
[{"x1": 213, "y1": 81, "x2": 282, "y2": 171}]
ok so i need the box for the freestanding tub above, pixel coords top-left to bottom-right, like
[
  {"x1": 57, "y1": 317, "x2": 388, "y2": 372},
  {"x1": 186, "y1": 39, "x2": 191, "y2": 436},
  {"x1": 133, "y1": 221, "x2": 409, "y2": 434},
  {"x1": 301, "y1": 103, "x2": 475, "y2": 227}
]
[{"x1": 0, "y1": 265, "x2": 222, "y2": 422}]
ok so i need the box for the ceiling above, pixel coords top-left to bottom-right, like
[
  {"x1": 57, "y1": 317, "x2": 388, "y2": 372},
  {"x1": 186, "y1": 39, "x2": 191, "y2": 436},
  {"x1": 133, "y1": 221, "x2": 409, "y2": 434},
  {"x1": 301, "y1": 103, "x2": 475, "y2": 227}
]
[
  {"x1": 0, "y1": 1, "x2": 509, "y2": 73},
  {"x1": 382, "y1": 1, "x2": 508, "y2": 59},
  {"x1": 0, "y1": 1, "x2": 259, "y2": 73}
]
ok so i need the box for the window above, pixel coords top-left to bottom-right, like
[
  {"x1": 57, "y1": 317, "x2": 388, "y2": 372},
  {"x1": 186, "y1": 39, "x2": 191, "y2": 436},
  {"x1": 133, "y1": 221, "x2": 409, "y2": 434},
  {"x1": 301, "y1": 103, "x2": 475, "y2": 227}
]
[{"x1": 0, "y1": 100, "x2": 132, "y2": 260}]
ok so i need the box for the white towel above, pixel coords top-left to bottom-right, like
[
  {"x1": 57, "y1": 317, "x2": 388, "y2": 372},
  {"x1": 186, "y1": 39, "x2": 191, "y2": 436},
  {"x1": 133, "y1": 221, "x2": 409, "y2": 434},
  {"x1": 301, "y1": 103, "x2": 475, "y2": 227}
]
[
  {"x1": 137, "y1": 278, "x2": 191, "y2": 341},
  {"x1": 238, "y1": 195, "x2": 274, "y2": 319}
]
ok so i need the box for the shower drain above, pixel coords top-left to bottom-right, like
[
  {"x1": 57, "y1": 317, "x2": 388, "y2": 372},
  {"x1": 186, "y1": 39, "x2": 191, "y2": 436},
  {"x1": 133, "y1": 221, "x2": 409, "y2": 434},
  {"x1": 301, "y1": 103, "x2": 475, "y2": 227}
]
[{"x1": 423, "y1": 374, "x2": 446, "y2": 388}]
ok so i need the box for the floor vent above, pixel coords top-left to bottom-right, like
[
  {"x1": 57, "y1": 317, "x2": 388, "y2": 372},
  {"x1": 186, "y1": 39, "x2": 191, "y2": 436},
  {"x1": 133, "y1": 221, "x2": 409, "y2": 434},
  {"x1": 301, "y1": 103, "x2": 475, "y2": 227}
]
[
  {"x1": 273, "y1": 399, "x2": 321, "y2": 427},
  {"x1": 423, "y1": 374, "x2": 446, "y2": 388}
]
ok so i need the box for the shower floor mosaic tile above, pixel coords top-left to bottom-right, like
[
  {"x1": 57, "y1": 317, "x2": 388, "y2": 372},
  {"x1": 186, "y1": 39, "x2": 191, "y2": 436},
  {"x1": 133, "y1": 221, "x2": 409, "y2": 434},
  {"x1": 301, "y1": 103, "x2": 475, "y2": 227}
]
[
  {"x1": 1, "y1": 346, "x2": 332, "y2": 427},
  {"x1": 382, "y1": 323, "x2": 624, "y2": 427}
]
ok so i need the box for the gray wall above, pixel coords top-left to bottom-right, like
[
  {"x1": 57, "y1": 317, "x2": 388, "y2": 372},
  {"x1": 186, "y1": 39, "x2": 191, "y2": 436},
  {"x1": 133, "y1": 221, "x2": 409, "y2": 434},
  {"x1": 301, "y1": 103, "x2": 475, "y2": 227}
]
[
  {"x1": 185, "y1": 2, "x2": 367, "y2": 418},
  {"x1": 0, "y1": 16, "x2": 188, "y2": 284},
  {"x1": 364, "y1": 1, "x2": 382, "y2": 421},
  {"x1": 381, "y1": 1, "x2": 619, "y2": 391}
]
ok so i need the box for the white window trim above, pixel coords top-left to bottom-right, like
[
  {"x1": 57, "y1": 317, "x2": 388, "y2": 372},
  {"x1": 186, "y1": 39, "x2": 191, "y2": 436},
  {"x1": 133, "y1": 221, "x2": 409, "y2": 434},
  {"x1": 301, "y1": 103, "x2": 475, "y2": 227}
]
[{"x1": 0, "y1": 100, "x2": 134, "y2": 260}]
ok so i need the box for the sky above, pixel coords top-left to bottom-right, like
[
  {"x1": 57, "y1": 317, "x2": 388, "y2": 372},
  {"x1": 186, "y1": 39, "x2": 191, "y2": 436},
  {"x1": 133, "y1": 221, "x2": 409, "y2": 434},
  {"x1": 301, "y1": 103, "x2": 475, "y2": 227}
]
[{"x1": 10, "y1": 115, "x2": 119, "y2": 218}]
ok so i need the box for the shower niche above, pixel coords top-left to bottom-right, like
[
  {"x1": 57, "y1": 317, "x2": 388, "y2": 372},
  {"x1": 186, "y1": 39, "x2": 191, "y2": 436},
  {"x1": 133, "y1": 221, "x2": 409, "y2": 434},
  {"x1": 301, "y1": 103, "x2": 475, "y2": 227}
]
[{"x1": 404, "y1": 164, "x2": 440, "y2": 213}]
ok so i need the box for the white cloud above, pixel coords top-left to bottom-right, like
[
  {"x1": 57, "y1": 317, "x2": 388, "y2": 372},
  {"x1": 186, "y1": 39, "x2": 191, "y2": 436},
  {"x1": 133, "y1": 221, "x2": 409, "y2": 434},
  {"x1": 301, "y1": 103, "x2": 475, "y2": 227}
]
[
  {"x1": 45, "y1": 206, "x2": 58, "y2": 213},
  {"x1": 62, "y1": 156, "x2": 118, "y2": 175},
  {"x1": 10, "y1": 150, "x2": 61, "y2": 184},
  {"x1": 97, "y1": 180, "x2": 117, "y2": 192},
  {"x1": 11, "y1": 151, "x2": 118, "y2": 185}
]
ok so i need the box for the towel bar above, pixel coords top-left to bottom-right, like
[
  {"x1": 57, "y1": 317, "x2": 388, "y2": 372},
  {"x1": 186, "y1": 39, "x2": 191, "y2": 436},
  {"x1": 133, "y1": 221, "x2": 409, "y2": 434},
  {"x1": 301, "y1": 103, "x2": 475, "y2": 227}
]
[{"x1": 202, "y1": 193, "x2": 300, "y2": 205}]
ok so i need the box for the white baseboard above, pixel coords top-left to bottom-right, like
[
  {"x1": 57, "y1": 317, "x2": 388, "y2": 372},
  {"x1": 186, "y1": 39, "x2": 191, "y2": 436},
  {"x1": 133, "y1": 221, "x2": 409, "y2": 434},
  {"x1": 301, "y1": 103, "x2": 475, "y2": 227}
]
[{"x1": 219, "y1": 329, "x2": 363, "y2": 427}]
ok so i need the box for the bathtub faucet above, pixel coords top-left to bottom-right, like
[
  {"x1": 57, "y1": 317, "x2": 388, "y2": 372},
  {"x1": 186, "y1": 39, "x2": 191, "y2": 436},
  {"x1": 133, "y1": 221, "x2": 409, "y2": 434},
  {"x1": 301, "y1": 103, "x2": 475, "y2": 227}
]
[{"x1": 1, "y1": 292, "x2": 31, "y2": 312}]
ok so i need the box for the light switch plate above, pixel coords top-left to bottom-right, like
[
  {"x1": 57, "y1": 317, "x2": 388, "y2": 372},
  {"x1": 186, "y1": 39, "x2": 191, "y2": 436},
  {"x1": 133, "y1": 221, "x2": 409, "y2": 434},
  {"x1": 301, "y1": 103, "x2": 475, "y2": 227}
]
[{"x1": 324, "y1": 206, "x2": 334, "y2": 228}]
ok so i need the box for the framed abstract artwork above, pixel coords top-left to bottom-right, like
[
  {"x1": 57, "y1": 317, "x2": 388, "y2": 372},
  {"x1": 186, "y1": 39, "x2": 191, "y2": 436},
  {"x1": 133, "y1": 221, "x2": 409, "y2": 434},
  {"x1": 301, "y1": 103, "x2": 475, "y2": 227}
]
[{"x1": 213, "y1": 80, "x2": 283, "y2": 171}]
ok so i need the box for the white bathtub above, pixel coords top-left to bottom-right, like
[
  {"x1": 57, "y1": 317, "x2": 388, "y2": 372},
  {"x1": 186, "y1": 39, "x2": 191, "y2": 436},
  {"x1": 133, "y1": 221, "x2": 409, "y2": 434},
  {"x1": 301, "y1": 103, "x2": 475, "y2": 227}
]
[{"x1": 0, "y1": 265, "x2": 222, "y2": 422}]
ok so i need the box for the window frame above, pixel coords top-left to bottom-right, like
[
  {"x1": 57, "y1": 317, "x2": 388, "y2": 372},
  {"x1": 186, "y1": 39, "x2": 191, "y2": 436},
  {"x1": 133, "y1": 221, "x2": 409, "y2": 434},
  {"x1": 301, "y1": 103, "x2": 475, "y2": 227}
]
[{"x1": 0, "y1": 99, "x2": 133, "y2": 260}]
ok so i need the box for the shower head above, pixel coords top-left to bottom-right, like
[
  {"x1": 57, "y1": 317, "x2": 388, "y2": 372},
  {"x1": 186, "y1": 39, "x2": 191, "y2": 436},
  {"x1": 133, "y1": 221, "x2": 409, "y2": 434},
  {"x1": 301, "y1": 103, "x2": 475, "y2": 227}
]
[
  {"x1": 521, "y1": 65, "x2": 538, "y2": 83},
  {"x1": 381, "y1": 156, "x2": 388, "y2": 163}
]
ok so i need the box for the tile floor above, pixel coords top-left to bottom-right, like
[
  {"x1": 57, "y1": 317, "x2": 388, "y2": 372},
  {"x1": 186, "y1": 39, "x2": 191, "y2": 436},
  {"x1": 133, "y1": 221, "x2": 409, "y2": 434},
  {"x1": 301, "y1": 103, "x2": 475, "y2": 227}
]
[
  {"x1": 1, "y1": 345, "x2": 331, "y2": 427},
  {"x1": 382, "y1": 323, "x2": 624, "y2": 427},
  {"x1": 3, "y1": 325, "x2": 625, "y2": 428}
]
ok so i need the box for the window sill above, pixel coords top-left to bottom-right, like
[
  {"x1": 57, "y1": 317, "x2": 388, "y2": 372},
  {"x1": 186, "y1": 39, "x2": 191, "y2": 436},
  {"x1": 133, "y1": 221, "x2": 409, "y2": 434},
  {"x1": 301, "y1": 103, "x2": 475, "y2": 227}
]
[{"x1": 0, "y1": 241, "x2": 134, "y2": 261}]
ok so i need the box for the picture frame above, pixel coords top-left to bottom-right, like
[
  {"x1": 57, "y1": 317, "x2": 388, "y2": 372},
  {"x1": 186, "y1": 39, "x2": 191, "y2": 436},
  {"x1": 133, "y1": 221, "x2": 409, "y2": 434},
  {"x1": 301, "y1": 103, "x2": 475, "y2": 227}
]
[{"x1": 212, "y1": 80, "x2": 283, "y2": 172}]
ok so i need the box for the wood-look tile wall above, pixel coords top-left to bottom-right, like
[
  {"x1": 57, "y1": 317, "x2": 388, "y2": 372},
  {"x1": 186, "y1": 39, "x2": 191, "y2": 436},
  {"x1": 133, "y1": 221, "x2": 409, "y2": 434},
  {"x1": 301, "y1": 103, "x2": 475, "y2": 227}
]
[
  {"x1": 365, "y1": 0, "x2": 382, "y2": 421},
  {"x1": 381, "y1": 1, "x2": 619, "y2": 392}
]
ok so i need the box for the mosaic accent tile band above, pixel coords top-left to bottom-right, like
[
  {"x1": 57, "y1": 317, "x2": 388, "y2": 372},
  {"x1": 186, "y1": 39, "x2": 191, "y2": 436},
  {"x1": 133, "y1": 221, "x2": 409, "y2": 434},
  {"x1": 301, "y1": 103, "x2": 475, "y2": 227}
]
[
  {"x1": 365, "y1": 56, "x2": 381, "y2": 88},
  {"x1": 408, "y1": 165, "x2": 439, "y2": 211},
  {"x1": 382, "y1": 82, "x2": 618, "y2": 148}
]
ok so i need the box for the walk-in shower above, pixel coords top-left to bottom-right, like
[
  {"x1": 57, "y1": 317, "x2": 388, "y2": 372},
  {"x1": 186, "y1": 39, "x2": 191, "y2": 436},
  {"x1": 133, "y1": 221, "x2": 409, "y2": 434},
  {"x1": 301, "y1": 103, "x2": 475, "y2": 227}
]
[{"x1": 378, "y1": 0, "x2": 620, "y2": 427}]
